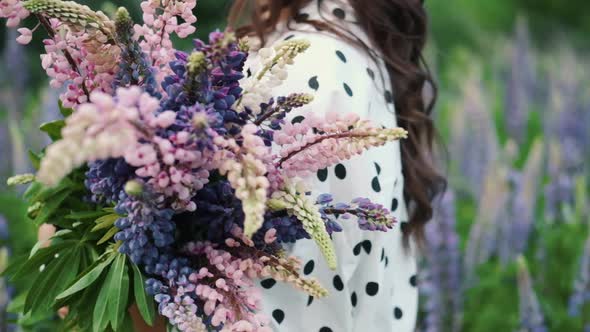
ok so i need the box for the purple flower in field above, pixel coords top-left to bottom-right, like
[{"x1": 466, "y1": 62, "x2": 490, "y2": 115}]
[
  {"x1": 568, "y1": 235, "x2": 590, "y2": 318},
  {"x1": 504, "y1": 17, "x2": 536, "y2": 144},
  {"x1": 420, "y1": 190, "x2": 463, "y2": 332},
  {"x1": 464, "y1": 164, "x2": 510, "y2": 283},
  {"x1": 498, "y1": 141, "x2": 543, "y2": 263},
  {"x1": 517, "y1": 256, "x2": 548, "y2": 332},
  {"x1": 450, "y1": 69, "x2": 499, "y2": 198}
]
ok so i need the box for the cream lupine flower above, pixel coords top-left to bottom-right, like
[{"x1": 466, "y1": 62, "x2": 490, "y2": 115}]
[
  {"x1": 219, "y1": 125, "x2": 271, "y2": 238},
  {"x1": 238, "y1": 39, "x2": 311, "y2": 115},
  {"x1": 268, "y1": 181, "x2": 338, "y2": 270}
]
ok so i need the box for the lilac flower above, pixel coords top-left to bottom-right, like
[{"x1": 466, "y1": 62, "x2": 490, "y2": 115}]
[
  {"x1": 420, "y1": 190, "x2": 462, "y2": 332},
  {"x1": 516, "y1": 256, "x2": 548, "y2": 332},
  {"x1": 568, "y1": 235, "x2": 590, "y2": 318}
]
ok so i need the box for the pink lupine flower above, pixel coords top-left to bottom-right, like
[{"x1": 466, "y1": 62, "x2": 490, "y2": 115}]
[{"x1": 16, "y1": 27, "x2": 32, "y2": 44}]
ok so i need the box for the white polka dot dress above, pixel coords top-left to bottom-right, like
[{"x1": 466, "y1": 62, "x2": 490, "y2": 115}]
[{"x1": 246, "y1": 1, "x2": 418, "y2": 331}]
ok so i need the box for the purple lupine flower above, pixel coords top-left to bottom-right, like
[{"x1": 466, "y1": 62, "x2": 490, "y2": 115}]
[
  {"x1": 114, "y1": 189, "x2": 176, "y2": 266},
  {"x1": 464, "y1": 165, "x2": 509, "y2": 284},
  {"x1": 568, "y1": 235, "x2": 590, "y2": 317},
  {"x1": 504, "y1": 17, "x2": 535, "y2": 144},
  {"x1": 179, "y1": 181, "x2": 309, "y2": 246},
  {"x1": 316, "y1": 194, "x2": 396, "y2": 232},
  {"x1": 420, "y1": 190, "x2": 463, "y2": 332},
  {"x1": 450, "y1": 72, "x2": 499, "y2": 198},
  {"x1": 517, "y1": 256, "x2": 548, "y2": 332},
  {"x1": 498, "y1": 141, "x2": 543, "y2": 264},
  {"x1": 85, "y1": 158, "x2": 135, "y2": 205}
]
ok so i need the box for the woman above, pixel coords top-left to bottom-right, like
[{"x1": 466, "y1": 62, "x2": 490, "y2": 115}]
[
  {"x1": 131, "y1": 0, "x2": 444, "y2": 330},
  {"x1": 228, "y1": 0, "x2": 443, "y2": 331}
]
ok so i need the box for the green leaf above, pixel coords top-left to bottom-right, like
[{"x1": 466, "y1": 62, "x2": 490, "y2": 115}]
[
  {"x1": 107, "y1": 253, "x2": 130, "y2": 330},
  {"x1": 120, "y1": 313, "x2": 135, "y2": 332},
  {"x1": 34, "y1": 189, "x2": 72, "y2": 225},
  {"x1": 40, "y1": 120, "x2": 66, "y2": 141},
  {"x1": 6, "y1": 292, "x2": 26, "y2": 313},
  {"x1": 92, "y1": 213, "x2": 119, "y2": 232},
  {"x1": 10, "y1": 240, "x2": 77, "y2": 281},
  {"x1": 132, "y1": 262, "x2": 155, "y2": 326},
  {"x1": 23, "y1": 181, "x2": 43, "y2": 201},
  {"x1": 24, "y1": 250, "x2": 80, "y2": 315},
  {"x1": 97, "y1": 226, "x2": 119, "y2": 245},
  {"x1": 59, "y1": 100, "x2": 74, "y2": 117},
  {"x1": 66, "y1": 210, "x2": 109, "y2": 220},
  {"x1": 56, "y1": 253, "x2": 116, "y2": 300},
  {"x1": 93, "y1": 269, "x2": 112, "y2": 332},
  {"x1": 28, "y1": 150, "x2": 43, "y2": 170}
]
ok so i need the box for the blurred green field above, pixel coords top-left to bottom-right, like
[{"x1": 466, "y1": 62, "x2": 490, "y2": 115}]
[{"x1": 1, "y1": 1, "x2": 589, "y2": 331}]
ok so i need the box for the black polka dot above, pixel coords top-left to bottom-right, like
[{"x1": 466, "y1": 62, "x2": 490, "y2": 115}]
[
  {"x1": 371, "y1": 177, "x2": 381, "y2": 192},
  {"x1": 385, "y1": 90, "x2": 394, "y2": 104},
  {"x1": 307, "y1": 296, "x2": 314, "y2": 306},
  {"x1": 385, "y1": 256, "x2": 389, "y2": 267},
  {"x1": 261, "y1": 279, "x2": 276, "y2": 289},
  {"x1": 272, "y1": 309, "x2": 285, "y2": 324},
  {"x1": 332, "y1": 7, "x2": 346, "y2": 19},
  {"x1": 317, "y1": 168, "x2": 328, "y2": 182},
  {"x1": 374, "y1": 162, "x2": 381, "y2": 175},
  {"x1": 333, "y1": 275, "x2": 344, "y2": 291},
  {"x1": 351, "y1": 292, "x2": 357, "y2": 307},
  {"x1": 343, "y1": 83, "x2": 353, "y2": 97},
  {"x1": 367, "y1": 68, "x2": 375, "y2": 80},
  {"x1": 391, "y1": 198, "x2": 399, "y2": 212},
  {"x1": 335, "y1": 164, "x2": 347, "y2": 179},
  {"x1": 380, "y1": 248, "x2": 385, "y2": 262},
  {"x1": 335, "y1": 50, "x2": 347, "y2": 63},
  {"x1": 304, "y1": 260, "x2": 315, "y2": 275},
  {"x1": 319, "y1": 327, "x2": 333, "y2": 332},
  {"x1": 394, "y1": 307, "x2": 403, "y2": 319},
  {"x1": 353, "y1": 242, "x2": 362, "y2": 256},
  {"x1": 246, "y1": 68, "x2": 252, "y2": 78},
  {"x1": 291, "y1": 115, "x2": 305, "y2": 124},
  {"x1": 409, "y1": 275, "x2": 417, "y2": 287},
  {"x1": 284, "y1": 34, "x2": 295, "y2": 40},
  {"x1": 366, "y1": 282, "x2": 379, "y2": 296},
  {"x1": 295, "y1": 12, "x2": 309, "y2": 22},
  {"x1": 362, "y1": 240, "x2": 372, "y2": 254},
  {"x1": 400, "y1": 221, "x2": 409, "y2": 233},
  {"x1": 308, "y1": 76, "x2": 319, "y2": 90}
]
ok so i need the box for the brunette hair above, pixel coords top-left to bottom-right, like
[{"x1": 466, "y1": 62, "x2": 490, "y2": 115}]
[{"x1": 228, "y1": 0, "x2": 446, "y2": 246}]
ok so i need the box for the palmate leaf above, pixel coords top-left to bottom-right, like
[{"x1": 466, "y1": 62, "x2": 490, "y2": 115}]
[
  {"x1": 34, "y1": 189, "x2": 73, "y2": 225},
  {"x1": 108, "y1": 253, "x2": 130, "y2": 330},
  {"x1": 132, "y1": 262, "x2": 156, "y2": 326},
  {"x1": 24, "y1": 249, "x2": 81, "y2": 316},
  {"x1": 93, "y1": 263, "x2": 113, "y2": 332},
  {"x1": 92, "y1": 213, "x2": 119, "y2": 232},
  {"x1": 9, "y1": 240, "x2": 77, "y2": 281},
  {"x1": 93, "y1": 252, "x2": 131, "y2": 332},
  {"x1": 66, "y1": 210, "x2": 110, "y2": 220},
  {"x1": 56, "y1": 252, "x2": 116, "y2": 300},
  {"x1": 97, "y1": 226, "x2": 119, "y2": 245}
]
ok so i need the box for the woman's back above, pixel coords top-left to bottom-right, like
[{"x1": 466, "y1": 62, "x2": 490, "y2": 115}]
[{"x1": 244, "y1": 1, "x2": 419, "y2": 330}]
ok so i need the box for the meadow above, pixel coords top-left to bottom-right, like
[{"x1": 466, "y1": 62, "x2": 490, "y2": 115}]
[{"x1": 0, "y1": 1, "x2": 588, "y2": 331}]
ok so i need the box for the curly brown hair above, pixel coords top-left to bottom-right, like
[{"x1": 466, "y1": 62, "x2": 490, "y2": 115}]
[{"x1": 228, "y1": 0, "x2": 446, "y2": 246}]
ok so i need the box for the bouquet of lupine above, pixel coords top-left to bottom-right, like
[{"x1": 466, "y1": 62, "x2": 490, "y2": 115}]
[{"x1": 1, "y1": 0, "x2": 407, "y2": 331}]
